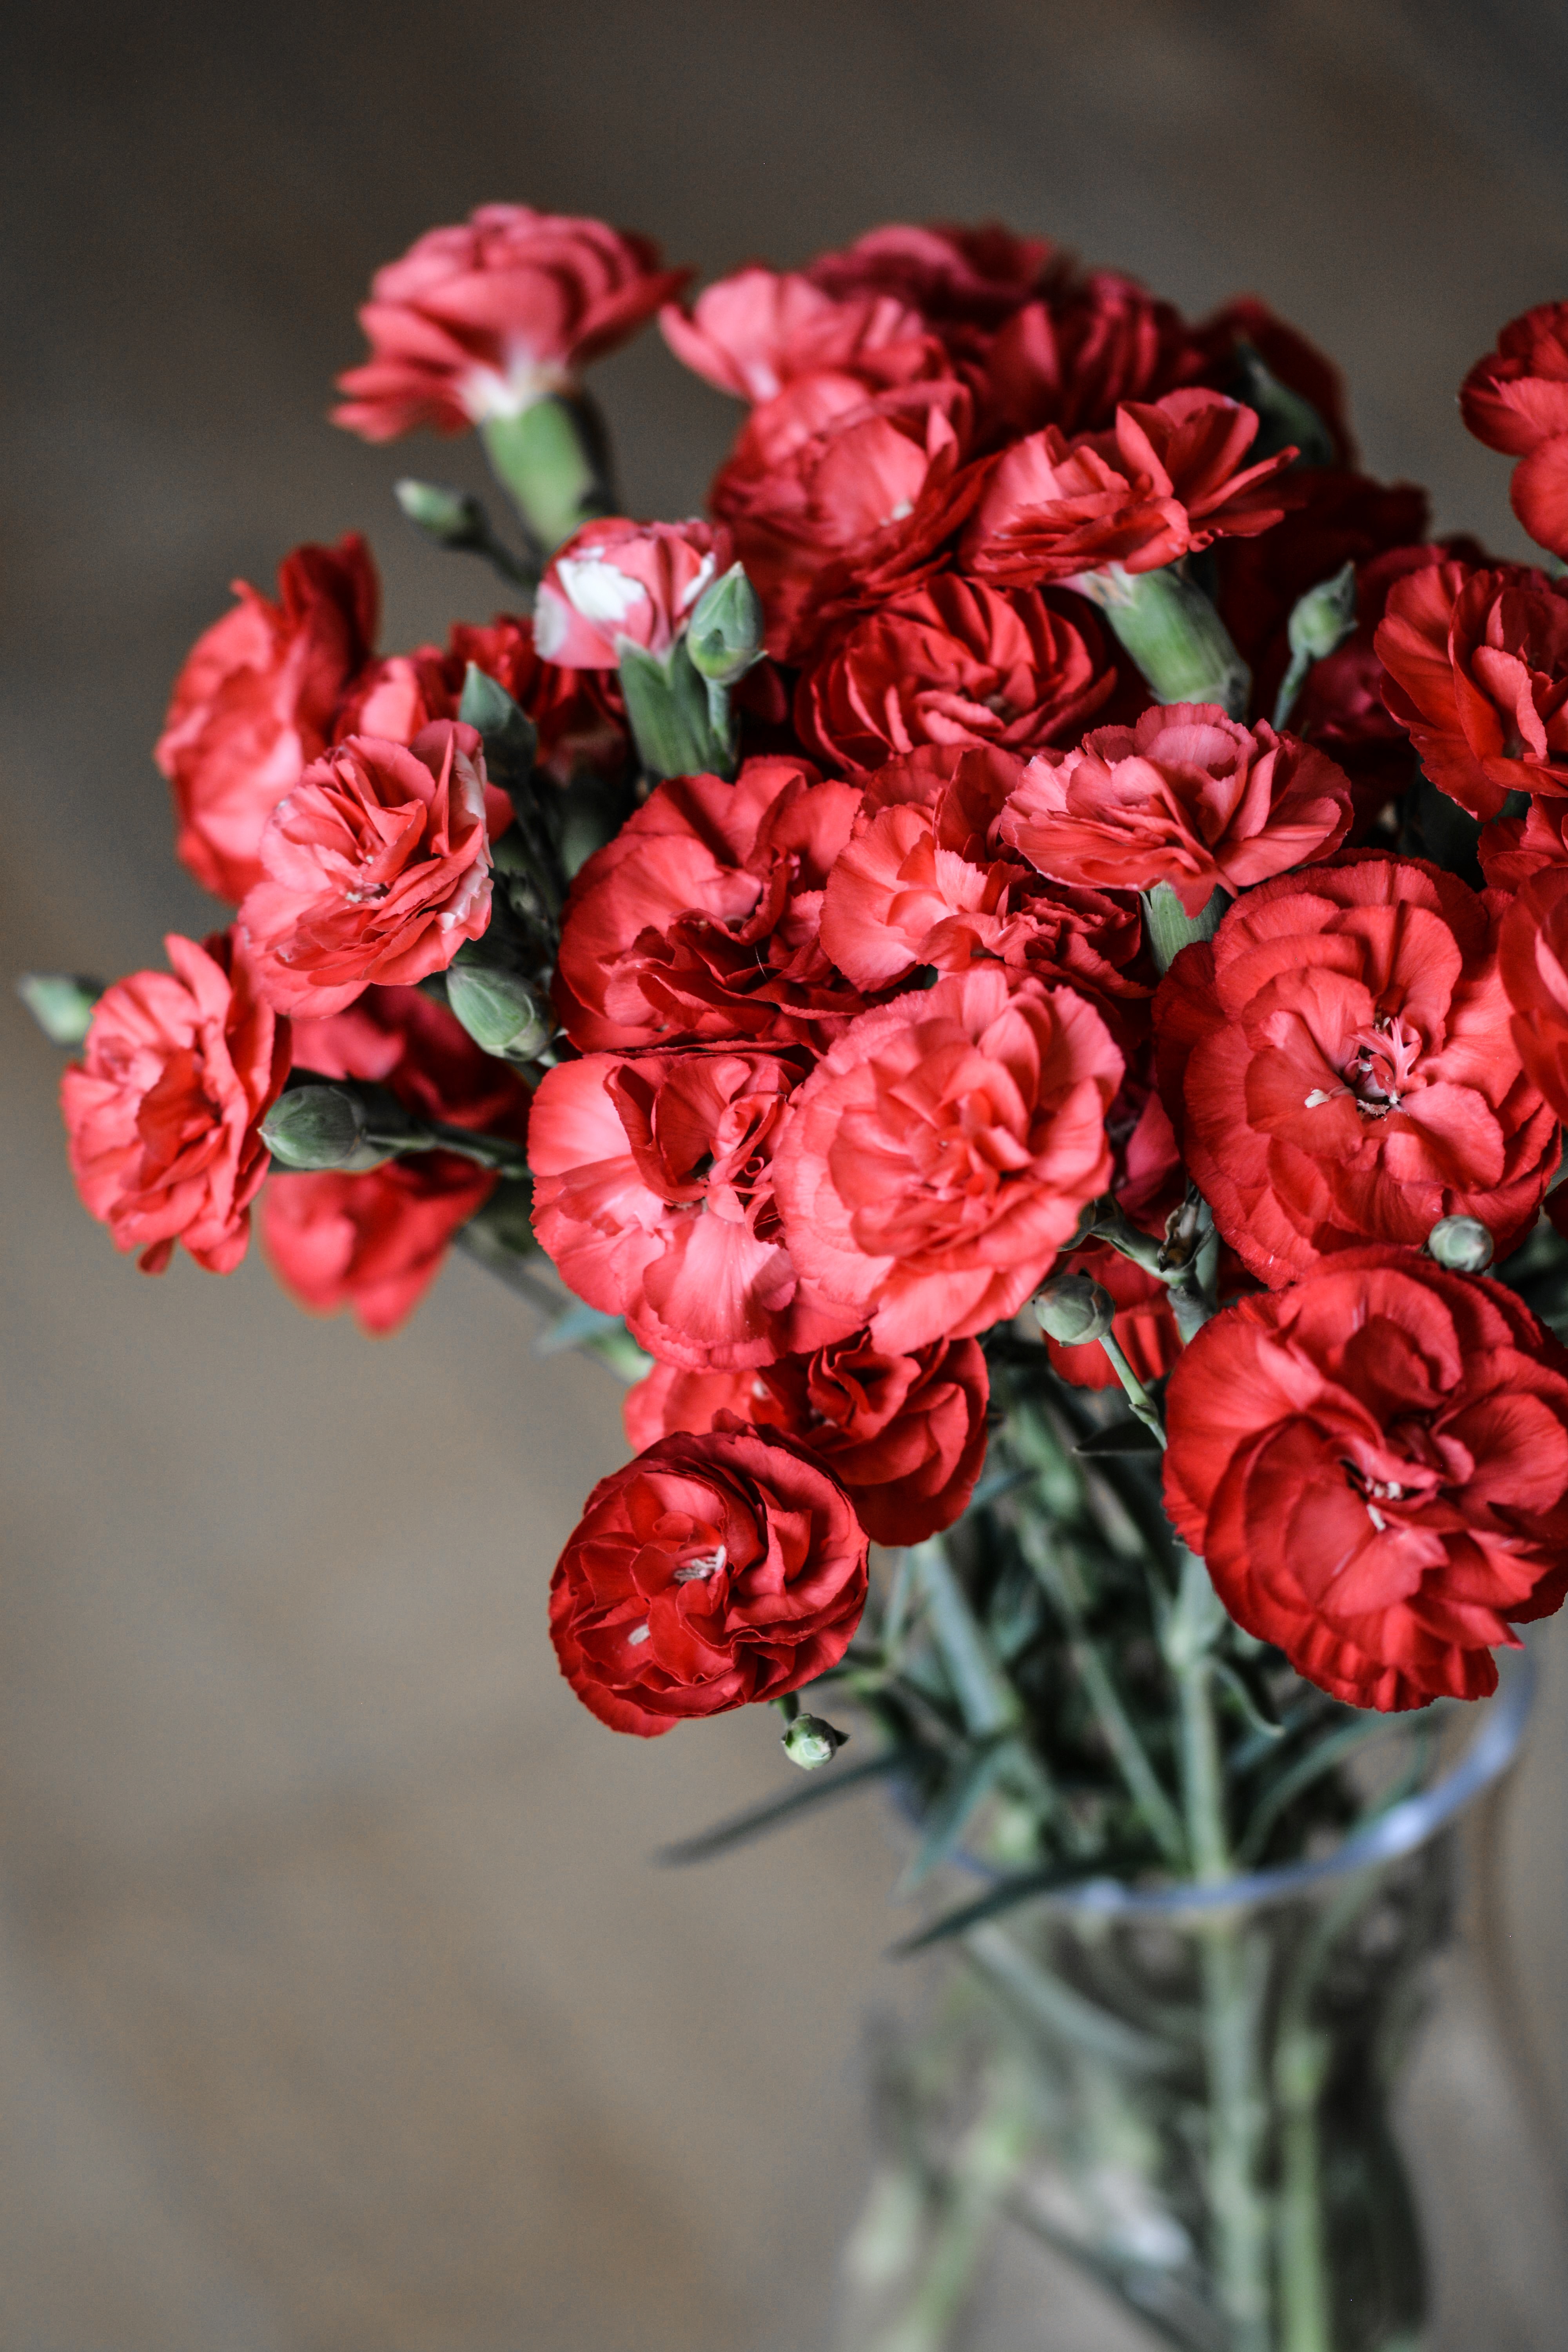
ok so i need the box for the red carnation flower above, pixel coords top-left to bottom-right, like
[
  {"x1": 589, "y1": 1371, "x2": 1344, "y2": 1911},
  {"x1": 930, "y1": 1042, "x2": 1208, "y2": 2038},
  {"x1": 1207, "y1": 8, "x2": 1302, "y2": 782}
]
[
  {"x1": 624, "y1": 1330, "x2": 989, "y2": 1546},
  {"x1": 999, "y1": 703, "x2": 1354, "y2": 916},
  {"x1": 1164, "y1": 1252, "x2": 1568, "y2": 1710},
  {"x1": 240, "y1": 721, "x2": 502, "y2": 1018},
  {"x1": 261, "y1": 985, "x2": 530, "y2": 1334},
  {"x1": 973, "y1": 272, "x2": 1207, "y2": 442},
  {"x1": 553, "y1": 756, "x2": 866, "y2": 1052},
  {"x1": 795, "y1": 575, "x2": 1119, "y2": 771},
  {"x1": 819, "y1": 744, "x2": 1151, "y2": 1026},
  {"x1": 1156, "y1": 853, "x2": 1557, "y2": 1286},
  {"x1": 1480, "y1": 795, "x2": 1568, "y2": 889},
  {"x1": 1376, "y1": 559, "x2": 1568, "y2": 820},
  {"x1": 805, "y1": 220, "x2": 1058, "y2": 335},
  {"x1": 711, "y1": 371, "x2": 980, "y2": 662},
  {"x1": 61, "y1": 930, "x2": 289, "y2": 1274},
  {"x1": 156, "y1": 536, "x2": 379, "y2": 902},
  {"x1": 332, "y1": 205, "x2": 687, "y2": 441},
  {"x1": 335, "y1": 612, "x2": 626, "y2": 786},
  {"x1": 533, "y1": 517, "x2": 731, "y2": 670},
  {"x1": 1460, "y1": 301, "x2": 1568, "y2": 558},
  {"x1": 528, "y1": 1045, "x2": 853, "y2": 1370},
  {"x1": 963, "y1": 389, "x2": 1298, "y2": 587},
  {"x1": 550, "y1": 1426, "x2": 869, "y2": 1737},
  {"x1": 1499, "y1": 864, "x2": 1568, "y2": 1120},
  {"x1": 773, "y1": 966, "x2": 1123, "y2": 1354},
  {"x1": 660, "y1": 268, "x2": 929, "y2": 402}
]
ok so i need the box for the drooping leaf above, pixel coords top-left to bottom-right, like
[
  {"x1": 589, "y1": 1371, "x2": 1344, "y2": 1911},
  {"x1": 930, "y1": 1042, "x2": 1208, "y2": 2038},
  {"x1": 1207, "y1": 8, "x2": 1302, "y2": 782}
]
[{"x1": 657, "y1": 1748, "x2": 909, "y2": 1867}]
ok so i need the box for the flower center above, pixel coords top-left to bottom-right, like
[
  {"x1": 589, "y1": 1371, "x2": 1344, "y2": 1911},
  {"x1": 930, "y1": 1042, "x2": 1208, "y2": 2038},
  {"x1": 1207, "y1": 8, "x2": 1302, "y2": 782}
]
[{"x1": 1305, "y1": 1012, "x2": 1424, "y2": 1117}]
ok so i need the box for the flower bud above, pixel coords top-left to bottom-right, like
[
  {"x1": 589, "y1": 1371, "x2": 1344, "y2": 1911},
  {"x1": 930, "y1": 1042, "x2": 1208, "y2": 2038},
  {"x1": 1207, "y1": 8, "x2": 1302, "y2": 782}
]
[
  {"x1": 445, "y1": 960, "x2": 552, "y2": 1063},
  {"x1": 1426, "y1": 1213, "x2": 1495, "y2": 1273},
  {"x1": 1033, "y1": 1273, "x2": 1117, "y2": 1345},
  {"x1": 17, "y1": 972, "x2": 103, "y2": 1047},
  {"x1": 1287, "y1": 560, "x2": 1358, "y2": 664},
  {"x1": 262, "y1": 1082, "x2": 381, "y2": 1171},
  {"x1": 394, "y1": 478, "x2": 488, "y2": 550},
  {"x1": 782, "y1": 1712, "x2": 849, "y2": 1771},
  {"x1": 685, "y1": 561, "x2": 765, "y2": 686}
]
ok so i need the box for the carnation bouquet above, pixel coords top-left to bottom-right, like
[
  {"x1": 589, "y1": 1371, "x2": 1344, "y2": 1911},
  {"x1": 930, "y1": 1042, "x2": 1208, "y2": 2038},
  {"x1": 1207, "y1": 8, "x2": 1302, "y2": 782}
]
[{"x1": 25, "y1": 203, "x2": 1568, "y2": 2349}]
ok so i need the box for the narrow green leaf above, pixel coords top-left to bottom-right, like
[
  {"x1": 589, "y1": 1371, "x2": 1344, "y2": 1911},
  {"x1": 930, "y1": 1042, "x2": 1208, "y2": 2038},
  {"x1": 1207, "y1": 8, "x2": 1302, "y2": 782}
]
[
  {"x1": 657, "y1": 1747, "x2": 907, "y2": 1866},
  {"x1": 964, "y1": 1922, "x2": 1186, "y2": 2075},
  {"x1": 895, "y1": 1742, "x2": 1011, "y2": 1897},
  {"x1": 889, "y1": 1858, "x2": 1132, "y2": 1956},
  {"x1": 908, "y1": 1539, "x2": 1022, "y2": 1739}
]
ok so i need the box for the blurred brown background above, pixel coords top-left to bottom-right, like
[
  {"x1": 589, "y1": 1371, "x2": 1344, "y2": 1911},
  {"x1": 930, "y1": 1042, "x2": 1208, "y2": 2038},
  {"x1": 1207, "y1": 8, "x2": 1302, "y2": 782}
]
[{"x1": 5, "y1": 3, "x2": 1568, "y2": 2345}]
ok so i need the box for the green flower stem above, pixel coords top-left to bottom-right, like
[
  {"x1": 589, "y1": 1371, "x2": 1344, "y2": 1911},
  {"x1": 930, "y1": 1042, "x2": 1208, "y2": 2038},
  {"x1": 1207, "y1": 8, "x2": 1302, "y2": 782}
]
[
  {"x1": 1173, "y1": 1566, "x2": 1273, "y2": 2352},
  {"x1": 1070, "y1": 563, "x2": 1252, "y2": 716},
  {"x1": 1140, "y1": 878, "x2": 1230, "y2": 974},
  {"x1": 1096, "y1": 1332, "x2": 1168, "y2": 1448},
  {"x1": 481, "y1": 396, "x2": 614, "y2": 554},
  {"x1": 377, "y1": 1118, "x2": 530, "y2": 1181},
  {"x1": 907, "y1": 1539, "x2": 1022, "y2": 1740}
]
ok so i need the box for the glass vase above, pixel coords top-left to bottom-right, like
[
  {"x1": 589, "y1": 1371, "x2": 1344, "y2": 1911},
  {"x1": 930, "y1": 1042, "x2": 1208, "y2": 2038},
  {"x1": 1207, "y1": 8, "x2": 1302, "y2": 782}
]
[{"x1": 835, "y1": 1659, "x2": 1536, "y2": 2352}]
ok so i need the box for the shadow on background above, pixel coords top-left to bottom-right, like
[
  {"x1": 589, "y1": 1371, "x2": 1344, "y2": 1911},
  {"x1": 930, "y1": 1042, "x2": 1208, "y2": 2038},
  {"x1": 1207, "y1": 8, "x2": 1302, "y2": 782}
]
[{"x1": 4, "y1": 4, "x2": 1568, "y2": 2345}]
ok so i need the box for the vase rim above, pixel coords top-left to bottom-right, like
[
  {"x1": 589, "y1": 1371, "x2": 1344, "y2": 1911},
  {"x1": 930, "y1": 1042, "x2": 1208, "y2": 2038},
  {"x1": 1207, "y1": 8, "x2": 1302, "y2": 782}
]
[{"x1": 1034, "y1": 1646, "x2": 1537, "y2": 1925}]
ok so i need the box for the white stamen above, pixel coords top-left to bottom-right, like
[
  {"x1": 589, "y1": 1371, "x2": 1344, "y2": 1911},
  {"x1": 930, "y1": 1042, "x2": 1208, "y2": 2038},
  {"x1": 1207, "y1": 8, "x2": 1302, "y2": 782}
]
[
  {"x1": 673, "y1": 1545, "x2": 727, "y2": 1583},
  {"x1": 1304, "y1": 1089, "x2": 1338, "y2": 1109},
  {"x1": 1367, "y1": 1503, "x2": 1388, "y2": 1533},
  {"x1": 882, "y1": 497, "x2": 915, "y2": 525},
  {"x1": 626, "y1": 1622, "x2": 651, "y2": 1646}
]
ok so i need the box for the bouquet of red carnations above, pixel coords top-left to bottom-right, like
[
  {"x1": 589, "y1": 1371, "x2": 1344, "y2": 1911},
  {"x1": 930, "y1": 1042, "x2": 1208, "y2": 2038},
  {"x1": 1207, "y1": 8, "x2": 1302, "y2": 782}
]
[{"x1": 25, "y1": 205, "x2": 1568, "y2": 2349}]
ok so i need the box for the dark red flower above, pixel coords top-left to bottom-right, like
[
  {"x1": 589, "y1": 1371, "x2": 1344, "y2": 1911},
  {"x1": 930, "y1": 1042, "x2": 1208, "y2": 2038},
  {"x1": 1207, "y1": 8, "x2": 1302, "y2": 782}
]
[
  {"x1": 553, "y1": 756, "x2": 867, "y2": 1052},
  {"x1": 1376, "y1": 559, "x2": 1568, "y2": 820},
  {"x1": 1000, "y1": 703, "x2": 1354, "y2": 916},
  {"x1": 1163, "y1": 1251, "x2": 1568, "y2": 1710},
  {"x1": 1460, "y1": 301, "x2": 1568, "y2": 558},
  {"x1": 61, "y1": 930, "x2": 289, "y2": 1274},
  {"x1": 1479, "y1": 795, "x2": 1568, "y2": 889},
  {"x1": 624, "y1": 1331, "x2": 989, "y2": 1546},
  {"x1": 1156, "y1": 853, "x2": 1557, "y2": 1285},
  {"x1": 261, "y1": 985, "x2": 530, "y2": 1334},
  {"x1": 156, "y1": 537, "x2": 379, "y2": 901},
  {"x1": 334, "y1": 612, "x2": 626, "y2": 786},
  {"x1": 528, "y1": 1044, "x2": 853, "y2": 1370},
  {"x1": 805, "y1": 221, "x2": 1059, "y2": 335},
  {"x1": 550, "y1": 1426, "x2": 869, "y2": 1736},
  {"x1": 972, "y1": 272, "x2": 1206, "y2": 441},
  {"x1": 963, "y1": 390, "x2": 1298, "y2": 587},
  {"x1": 795, "y1": 574, "x2": 1118, "y2": 771},
  {"x1": 332, "y1": 205, "x2": 687, "y2": 441}
]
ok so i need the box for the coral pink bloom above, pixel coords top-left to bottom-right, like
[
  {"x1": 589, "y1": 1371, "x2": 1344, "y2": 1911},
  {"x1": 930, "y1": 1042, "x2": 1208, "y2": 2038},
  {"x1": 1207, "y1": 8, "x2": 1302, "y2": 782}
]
[
  {"x1": 1164, "y1": 1252, "x2": 1568, "y2": 1710},
  {"x1": 1461, "y1": 301, "x2": 1568, "y2": 558},
  {"x1": 999, "y1": 704, "x2": 1354, "y2": 917},
  {"x1": 660, "y1": 267, "x2": 929, "y2": 401},
  {"x1": 773, "y1": 966, "x2": 1122, "y2": 1354},
  {"x1": 554, "y1": 757, "x2": 867, "y2": 1052},
  {"x1": 1376, "y1": 559, "x2": 1568, "y2": 820},
  {"x1": 332, "y1": 204, "x2": 687, "y2": 440},
  {"x1": 61, "y1": 931, "x2": 289, "y2": 1274},
  {"x1": 156, "y1": 536, "x2": 379, "y2": 902},
  {"x1": 263, "y1": 985, "x2": 530, "y2": 1335},
  {"x1": 550, "y1": 1426, "x2": 869, "y2": 1737},
  {"x1": 240, "y1": 721, "x2": 501, "y2": 1018},
  {"x1": 963, "y1": 389, "x2": 1297, "y2": 586},
  {"x1": 820, "y1": 744, "x2": 1150, "y2": 1026},
  {"x1": 528, "y1": 1045, "x2": 855, "y2": 1370},
  {"x1": 532, "y1": 516, "x2": 731, "y2": 669},
  {"x1": 711, "y1": 371, "x2": 980, "y2": 661},
  {"x1": 795, "y1": 574, "x2": 1118, "y2": 771},
  {"x1": 1480, "y1": 795, "x2": 1568, "y2": 889},
  {"x1": 625, "y1": 1331, "x2": 989, "y2": 1547},
  {"x1": 1156, "y1": 853, "x2": 1557, "y2": 1285}
]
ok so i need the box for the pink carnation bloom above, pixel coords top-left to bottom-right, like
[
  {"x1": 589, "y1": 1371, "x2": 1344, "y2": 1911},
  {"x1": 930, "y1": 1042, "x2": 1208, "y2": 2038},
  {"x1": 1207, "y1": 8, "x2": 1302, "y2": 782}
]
[
  {"x1": 999, "y1": 704, "x2": 1354, "y2": 917},
  {"x1": 772, "y1": 965, "x2": 1123, "y2": 1353},
  {"x1": 61, "y1": 931, "x2": 289, "y2": 1274},
  {"x1": 240, "y1": 721, "x2": 503, "y2": 1018},
  {"x1": 532, "y1": 517, "x2": 731, "y2": 670},
  {"x1": 660, "y1": 267, "x2": 929, "y2": 402},
  {"x1": 332, "y1": 204, "x2": 688, "y2": 441},
  {"x1": 529, "y1": 1045, "x2": 857, "y2": 1371}
]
